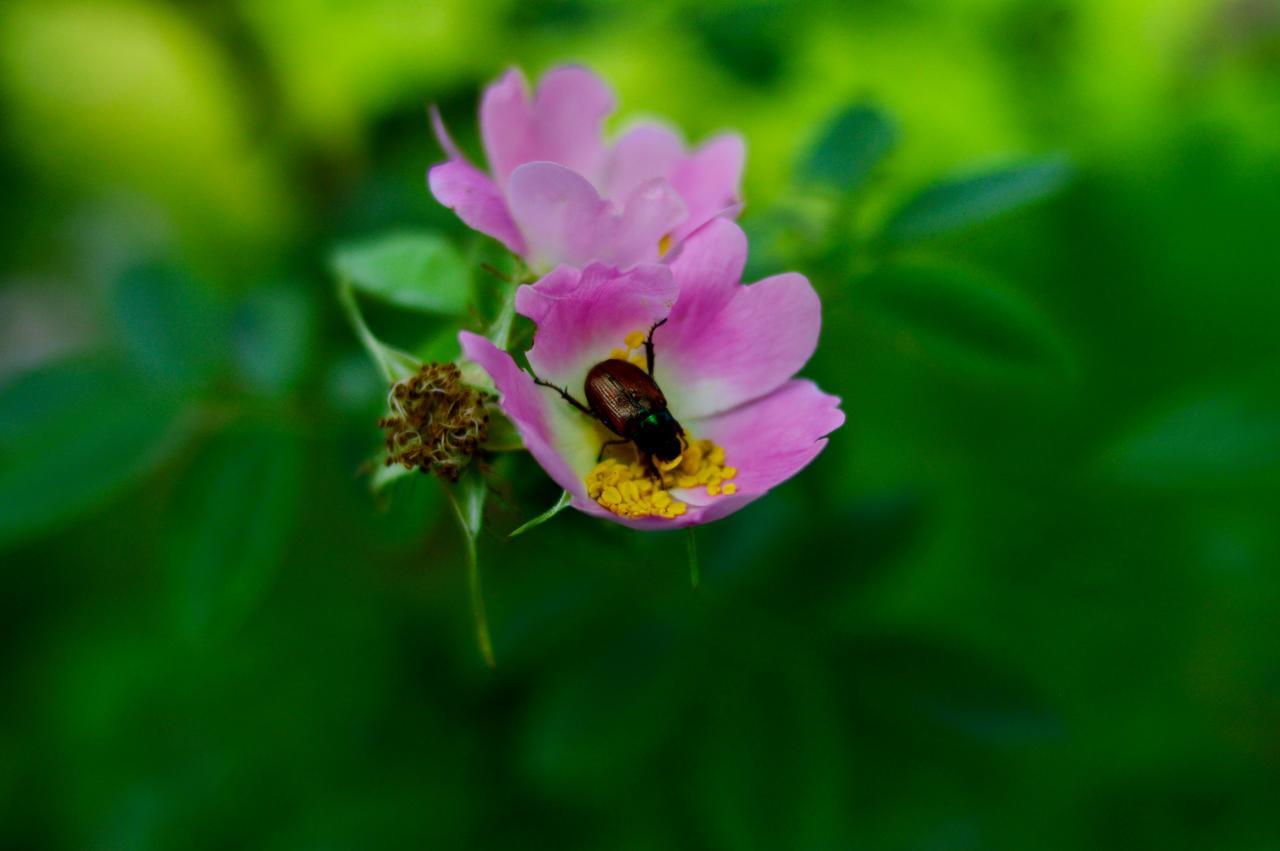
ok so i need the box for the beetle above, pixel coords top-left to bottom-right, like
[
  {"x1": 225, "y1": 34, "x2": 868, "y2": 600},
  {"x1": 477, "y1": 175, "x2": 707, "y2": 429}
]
[{"x1": 533, "y1": 318, "x2": 685, "y2": 475}]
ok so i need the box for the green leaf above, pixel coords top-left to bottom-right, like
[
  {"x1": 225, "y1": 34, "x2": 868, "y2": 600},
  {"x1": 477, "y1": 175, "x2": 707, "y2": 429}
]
[
  {"x1": 883, "y1": 156, "x2": 1070, "y2": 241},
  {"x1": 509, "y1": 490, "x2": 572, "y2": 538},
  {"x1": 799, "y1": 102, "x2": 897, "y2": 193},
  {"x1": 1100, "y1": 374, "x2": 1280, "y2": 490},
  {"x1": 332, "y1": 231, "x2": 469, "y2": 314},
  {"x1": 370, "y1": 461, "x2": 414, "y2": 494},
  {"x1": 0, "y1": 358, "x2": 190, "y2": 549},
  {"x1": 857, "y1": 263, "x2": 1072, "y2": 381},
  {"x1": 167, "y1": 426, "x2": 303, "y2": 640}
]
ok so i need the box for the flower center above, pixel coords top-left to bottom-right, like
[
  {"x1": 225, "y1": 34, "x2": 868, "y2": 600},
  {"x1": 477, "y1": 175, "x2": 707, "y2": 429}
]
[
  {"x1": 608, "y1": 329, "x2": 650, "y2": 371},
  {"x1": 585, "y1": 437, "x2": 738, "y2": 519}
]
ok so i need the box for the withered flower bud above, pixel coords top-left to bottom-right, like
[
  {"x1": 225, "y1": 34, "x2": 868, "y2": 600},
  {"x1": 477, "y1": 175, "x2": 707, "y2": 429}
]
[{"x1": 378, "y1": 362, "x2": 489, "y2": 481}]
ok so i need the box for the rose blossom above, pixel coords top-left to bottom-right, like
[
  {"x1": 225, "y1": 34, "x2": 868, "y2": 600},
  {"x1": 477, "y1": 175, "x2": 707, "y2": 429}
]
[
  {"x1": 429, "y1": 66, "x2": 744, "y2": 273},
  {"x1": 459, "y1": 219, "x2": 843, "y2": 529}
]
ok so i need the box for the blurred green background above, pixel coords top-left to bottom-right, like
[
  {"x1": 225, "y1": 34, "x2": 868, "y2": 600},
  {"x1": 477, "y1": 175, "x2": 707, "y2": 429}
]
[{"x1": 3, "y1": 0, "x2": 1280, "y2": 848}]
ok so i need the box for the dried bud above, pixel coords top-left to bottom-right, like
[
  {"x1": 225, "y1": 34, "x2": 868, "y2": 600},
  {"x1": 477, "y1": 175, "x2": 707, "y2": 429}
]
[{"x1": 378, "y1": 362, "x2": 489, "y2": 481}]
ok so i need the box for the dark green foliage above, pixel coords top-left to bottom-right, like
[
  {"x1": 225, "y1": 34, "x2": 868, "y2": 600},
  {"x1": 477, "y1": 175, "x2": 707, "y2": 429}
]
[
  {"x1": 3, "y1": 1, "x2": 1280, "y2": 849},
  {"x1": 800, "y1": 103, "x2": 898, "y2": 193},
  {"x1": 884, "y1": 156, "x2": 1072, "y2": 241}
]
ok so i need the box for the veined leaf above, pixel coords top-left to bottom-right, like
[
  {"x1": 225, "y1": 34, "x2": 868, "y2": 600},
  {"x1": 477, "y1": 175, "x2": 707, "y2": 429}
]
[
  {"x1": 167, "y1": 426, "x2": 304, "y2": 640},
  {"x1": 799, "y1": 102, "x2": 897, "y2": 193},
  {"x1": 332, "y1": 231, "x2": 469, "y2": 314},
  {"x1": 1100, "y1": 375, "x2": 1280, "y2": 490},
  {"x1": 0, "y1": 358, "x2": 190, "y2": 549},
  {"x1": 857, "y1": 262, "x2": 1071, "y2": 381},
  {"x1": 883, "y1": 156, "x2": 1070, "y2": 241}
]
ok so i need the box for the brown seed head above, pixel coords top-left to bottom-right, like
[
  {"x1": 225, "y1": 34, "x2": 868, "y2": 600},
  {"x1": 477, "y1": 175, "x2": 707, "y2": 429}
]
[{"x1": 380, "y1": 362, "x2": 489, "y2": 481}]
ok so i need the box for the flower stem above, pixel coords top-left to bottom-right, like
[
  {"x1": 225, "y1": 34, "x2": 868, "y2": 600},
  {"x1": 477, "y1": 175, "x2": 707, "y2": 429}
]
[
  {"x1": 337, "y1": 277, "x2": 419, "y2": 382},
  {"x1": 686, "y1": 527, "x2": 700, "y2": 589},
  {"x1": 443, "y1": 479, "x2": 495, "y2": 668},
  {"x1": 337, "y1": 276, "x2": 393, "y2": 381}
]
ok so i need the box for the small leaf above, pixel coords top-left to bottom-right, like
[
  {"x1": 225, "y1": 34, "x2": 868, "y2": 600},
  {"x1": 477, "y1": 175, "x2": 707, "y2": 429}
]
[
  {"x1": 332, "y1": 231, "x2": 469, "y2": 314},
  {"x1": 0, "y1": 358, "x2": 190, "y2": 549},
  {"x1": 857, "y1": 263, "x2": 1071, "y2": 380},
  {"x1": 798, "y1": 103, "x2": 897, "y2": 193},
  {"x1": 1100, "y1": 374, "x2": 1280, "y2": 490},
  {"x1": 883, "y1": 155, "x2": 1070, "y2": 241},
  {"x1": 509, "y1": 490, "x2": 573, "y2": 538},
  {"x1": 370, "y1": 462, "x2": 414, "y2": 494},
  {"x1": 167, "y1": 426, "x2": 304, "y2": 640}
]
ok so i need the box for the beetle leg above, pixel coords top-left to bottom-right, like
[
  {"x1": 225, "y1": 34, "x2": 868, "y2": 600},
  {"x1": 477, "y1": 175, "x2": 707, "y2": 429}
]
[
  {"x1": 597, "y1": 438, "x2": 630, "y2": 462},
  {"x1": 532, "y1": 374, "x2": 593, "y2": 416},
  {"x1": 644, "y1": 317, "x2": 668, "y2": 374}
]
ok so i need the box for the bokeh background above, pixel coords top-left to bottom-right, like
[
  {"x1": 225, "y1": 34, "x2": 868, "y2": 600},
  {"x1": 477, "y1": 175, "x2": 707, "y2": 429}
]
[{"x1": 4, "y1": 0, "x2": 1280, "y2": 848}]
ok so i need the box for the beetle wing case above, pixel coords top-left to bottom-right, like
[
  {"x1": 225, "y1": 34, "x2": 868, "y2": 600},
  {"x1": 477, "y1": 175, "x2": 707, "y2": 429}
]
[{"x1": 584, "y1": 359, "x2": 668, "y2": 437}]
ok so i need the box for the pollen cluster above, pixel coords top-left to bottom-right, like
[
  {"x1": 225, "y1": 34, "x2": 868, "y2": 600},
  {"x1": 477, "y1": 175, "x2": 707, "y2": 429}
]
[
  {"x1": 609, "y1": 329, "x2": 651, "y2": 371},
  {"x1": 379, "y1": 362, "x2": 489, "y2": 481},
  {"x1": 585, "y1": 438, "x2": 738, "y2": 520}
]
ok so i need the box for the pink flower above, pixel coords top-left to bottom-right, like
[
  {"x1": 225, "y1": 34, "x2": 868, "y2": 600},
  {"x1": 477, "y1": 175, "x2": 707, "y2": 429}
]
[
  {"x1": 429, "y1": 66, "x2": 745, "y2": 273},
  {"x1": 459, "y1": 220, "x2": 843, "y2": 529}
]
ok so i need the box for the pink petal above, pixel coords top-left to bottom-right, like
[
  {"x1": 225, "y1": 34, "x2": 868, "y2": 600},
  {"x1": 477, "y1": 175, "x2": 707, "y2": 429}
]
[
  {"x1": 659, "y1": 216, "x2": 748, "y2": 336},
  {"x1": 609, "y1": 178, "x2": 688, "y2": 267},
  {"x1": 458, "y1": 332, "x2": 597, "y2": 499},
  {"x1": 480, "y1": 66, "x2": 614, "y2": 189},
  {"x1": 652, "y1": 220, "x2": 820, "y2": 418},
  {"x1": 506, "y1": 162, "x2": 685, "y2": 272},
  {"x1": 516, "y1": 262, "x2": 679, "y2": 392},
  {"x1": 429, "y1": 104, "x2": 463, "y2": 161},
  {"x1": 600, "y1": 122, "x2": 684, "y2": 204},
  {"x1": 680, "y1": 379, "x2": 844, "y2": 512},
  {"x1": 427, "y1": 160, "x2": 526, "y2": 255},
  {"x1": 668, "y1": 133, "x2": 746, "y2": 244}
]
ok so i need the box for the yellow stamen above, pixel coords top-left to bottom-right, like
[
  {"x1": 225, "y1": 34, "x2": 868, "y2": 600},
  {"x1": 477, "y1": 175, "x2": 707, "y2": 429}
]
[
  {"x1": 658, "y1": 234, "x2": 672, "y2": 257},
  {"x1": 584, "y1": 436, "x2": 736, "y2": 519},
  {"x1": 609, "y1": 348, "x2": 628, "y2": 360},
  {"x1": 624, "y1": 330, "x2": 646, "y2": 350},
  {"x1": 629, "y1": 353, "x2": 648, "y2": 371},
  {"x1": 657, "y1": 455, "x2": 683, "y2": 472}
]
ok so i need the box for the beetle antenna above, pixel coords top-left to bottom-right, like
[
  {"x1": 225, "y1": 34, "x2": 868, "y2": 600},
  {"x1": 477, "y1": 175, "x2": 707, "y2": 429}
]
[
  {"x1": 531, "y1": 373, "x2": 593, "y2": 416},
  {"x1": 645, "y1": 317, "x2": 668, "y2": 374}
]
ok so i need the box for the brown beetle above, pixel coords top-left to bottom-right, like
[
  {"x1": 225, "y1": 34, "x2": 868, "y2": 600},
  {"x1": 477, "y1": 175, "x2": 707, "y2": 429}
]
[{"x1": 534, "y1": 318, "x2": 685, "y2": 473}]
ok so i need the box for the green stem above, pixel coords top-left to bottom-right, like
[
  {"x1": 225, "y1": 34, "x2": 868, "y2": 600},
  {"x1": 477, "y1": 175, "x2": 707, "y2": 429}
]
[
  {"x1": 686, "y1": 527, "x2": 700, "y2": 589},
  {"x1": 444, "y1": 484, "x2": 495, "y2": 668},
  {"x1": 337, "y1": 276, "x2": 395, "y2": 382}
]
